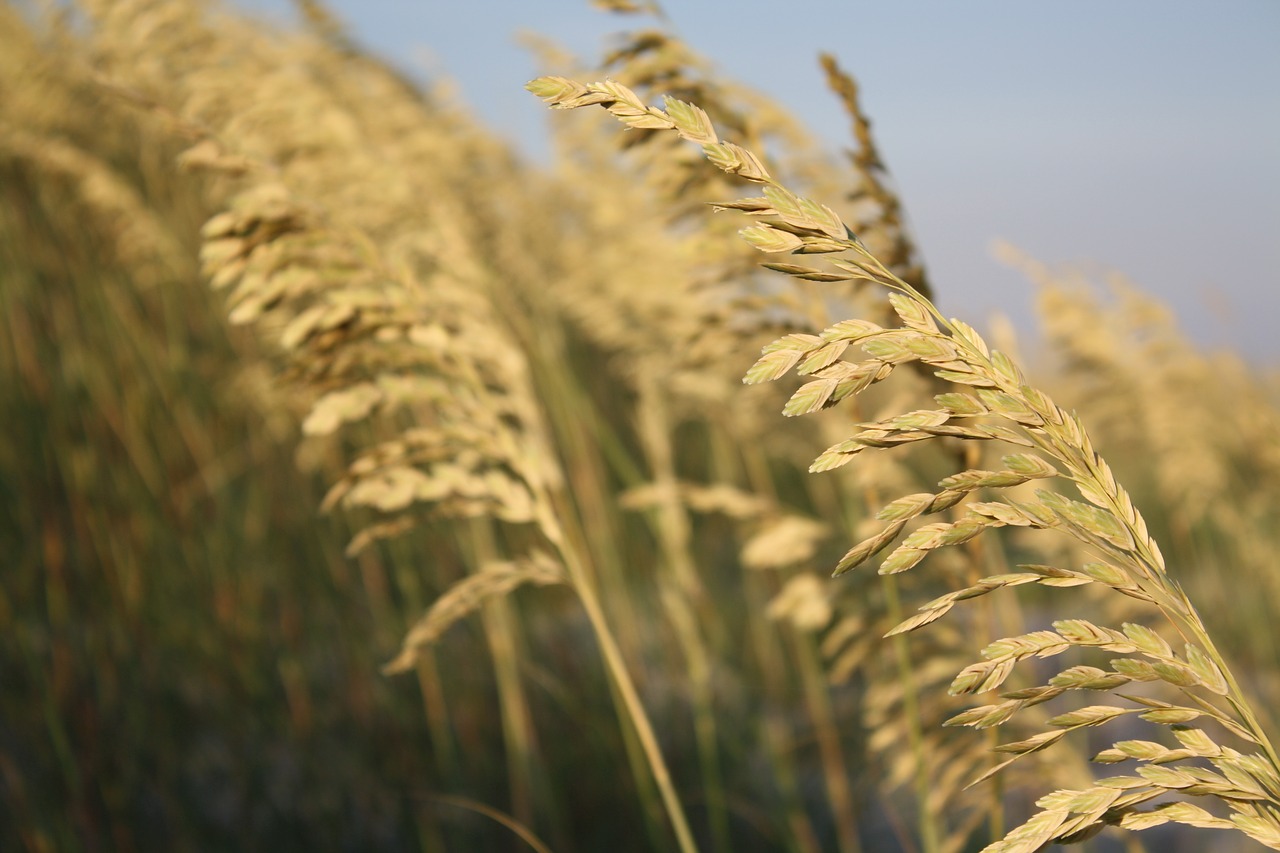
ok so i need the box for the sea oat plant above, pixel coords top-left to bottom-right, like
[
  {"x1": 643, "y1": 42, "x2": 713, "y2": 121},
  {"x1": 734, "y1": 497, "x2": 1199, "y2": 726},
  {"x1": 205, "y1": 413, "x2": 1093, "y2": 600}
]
[
  {"x1": 9, "y1": 0, "x2": 1279, "y2": 848},
  {"x1": 190, "y1": 111, "x2": 707, "y2": 853},
  {"x1": 529, "y1": 75, "x2": 1280, "y2": 851},
  {"x1": 529, "y1": 13, "x2": 882, "y2": 848},
  {"x1": 33, "y1": 3, "x2": 720, "y2": 848}
]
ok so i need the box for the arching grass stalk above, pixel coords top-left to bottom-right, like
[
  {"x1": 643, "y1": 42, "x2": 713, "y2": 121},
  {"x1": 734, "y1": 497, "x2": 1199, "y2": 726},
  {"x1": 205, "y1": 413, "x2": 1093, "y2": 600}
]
[
  {"x1": 534, "y1": 500, "x2": 702, "y2": 853},
  {"x1": 529, "y1": 75, "x2": 1280, "y2": 851}
]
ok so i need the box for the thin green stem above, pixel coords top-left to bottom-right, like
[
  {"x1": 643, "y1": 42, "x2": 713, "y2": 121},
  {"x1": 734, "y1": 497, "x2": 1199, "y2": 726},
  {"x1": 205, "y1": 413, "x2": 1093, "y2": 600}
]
[
  {"x1": 468, "y1": 520, "x2": 540, "y2": 828},
  {"x1": 568, "y1": 556, "x2": 701, "y2": 853},
  {"x1": 537, "y1": 504, "x2": 701, "y2": 853},
  {"x1": 635, "y1": 374, "x2": 729, "y2": 853},
  {"x1": 732, "y1": 434, "x2": 828, "y2": 853}
]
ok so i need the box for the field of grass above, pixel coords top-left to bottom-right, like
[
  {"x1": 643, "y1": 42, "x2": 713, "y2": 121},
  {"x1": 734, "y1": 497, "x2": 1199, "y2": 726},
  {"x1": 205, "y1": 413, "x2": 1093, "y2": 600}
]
[{"x1": 3, "y1": 2, "x2": 1279, "y2": 851}]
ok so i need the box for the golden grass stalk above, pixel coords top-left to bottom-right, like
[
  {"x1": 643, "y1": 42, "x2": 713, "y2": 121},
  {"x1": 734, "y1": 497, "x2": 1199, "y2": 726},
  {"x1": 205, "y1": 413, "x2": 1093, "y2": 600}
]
[
  {"x1": 193, "y1": 162, "x2": 703, "y2": 853},
  {"x1": 529, "y1": 14, "x2": 873, "y2": 847},
  {"x1": 529, "y1": 74, "x2": 1280, "y2": 851}
]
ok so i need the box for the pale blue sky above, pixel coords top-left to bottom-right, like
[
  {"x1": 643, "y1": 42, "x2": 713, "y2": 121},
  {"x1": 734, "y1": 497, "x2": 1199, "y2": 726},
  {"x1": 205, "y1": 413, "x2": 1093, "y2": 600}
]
[{"x1": 244, "y1": 1, "x2": 1280, "y2": 360}]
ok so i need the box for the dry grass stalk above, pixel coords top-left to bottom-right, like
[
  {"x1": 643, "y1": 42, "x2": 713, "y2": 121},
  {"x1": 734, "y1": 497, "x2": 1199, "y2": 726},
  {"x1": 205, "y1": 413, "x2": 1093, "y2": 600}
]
[
  {"x1": 532, "y1": 16, "x2": 880, "y2": 849},
  {"x1": 530, "y1": 74, "x2": 1280, "y2": 851},
  {"x1": 186, "y1": 91, "x2": 703, "y2": 853},
  {"x1": 72, "y1": 5, "x2": 702, "y2": 846}
]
